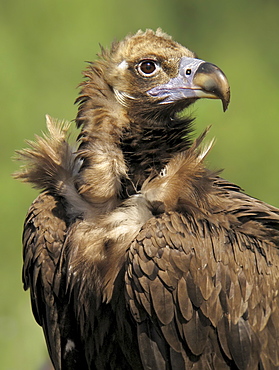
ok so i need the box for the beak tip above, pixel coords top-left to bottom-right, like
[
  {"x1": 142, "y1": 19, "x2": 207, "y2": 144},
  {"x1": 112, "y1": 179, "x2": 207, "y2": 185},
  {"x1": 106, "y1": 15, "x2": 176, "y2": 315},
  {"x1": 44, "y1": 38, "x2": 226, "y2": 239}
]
[
  {"x1": 222, "y1": 89, "x2": 230, "y2": 112},
  {"x1": 222, "y1": 101, "x2": 228, "y2": 112}
]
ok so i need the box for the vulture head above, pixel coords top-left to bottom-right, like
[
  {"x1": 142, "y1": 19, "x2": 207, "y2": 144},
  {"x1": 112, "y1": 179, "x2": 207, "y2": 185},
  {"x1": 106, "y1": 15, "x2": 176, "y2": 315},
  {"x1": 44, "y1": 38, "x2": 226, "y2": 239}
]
[
  {"x1": 76, "y1": 29, "x2": 230, "y2": 195},
  {"x1": 77, "y1": 29, "x2": 229, "y2": 126}
]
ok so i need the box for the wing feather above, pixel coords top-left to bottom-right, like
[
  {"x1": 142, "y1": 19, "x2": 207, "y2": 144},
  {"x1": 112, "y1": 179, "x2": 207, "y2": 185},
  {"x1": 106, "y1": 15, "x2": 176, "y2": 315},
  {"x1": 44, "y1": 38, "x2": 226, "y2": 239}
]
[
  {"x1": 149, "y1": 276, "x2": 174, "y2": 325},
  {"x1": 182, "y1": 309, "x2": 210, "y2": 356},
  {"x1": 22, "y1": 191, "x2": 88, "y2": 369},
  {"x1": 126, "y1": 199, "x2": 279, "y2": 368},
  {"x1": 23, "y1": 191, "x2": 67, "y2": 368}
]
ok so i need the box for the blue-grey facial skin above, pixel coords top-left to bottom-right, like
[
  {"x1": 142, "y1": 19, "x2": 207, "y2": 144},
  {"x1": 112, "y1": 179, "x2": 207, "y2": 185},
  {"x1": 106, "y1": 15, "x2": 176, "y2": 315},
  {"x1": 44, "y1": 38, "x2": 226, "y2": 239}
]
[{"x1": 147, "y1": 56, "x2": 230, "y2": 111}]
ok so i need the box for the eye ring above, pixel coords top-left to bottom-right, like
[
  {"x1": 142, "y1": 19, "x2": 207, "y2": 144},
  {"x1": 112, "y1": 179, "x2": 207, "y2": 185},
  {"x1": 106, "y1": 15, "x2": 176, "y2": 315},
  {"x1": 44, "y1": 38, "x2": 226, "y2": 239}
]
[{"x1": 137, "y1": 60, "x2": 159, "y2": 77}]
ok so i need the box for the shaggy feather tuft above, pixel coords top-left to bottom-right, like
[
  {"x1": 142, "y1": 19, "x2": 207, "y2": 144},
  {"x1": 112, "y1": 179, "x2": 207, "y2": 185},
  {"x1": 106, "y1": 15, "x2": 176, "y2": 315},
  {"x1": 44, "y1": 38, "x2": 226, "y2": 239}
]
[
  {"x1": 142, "y1": 128, "x2": 217, "y2": 213},
  {"x1": 14, "y1": 115, "x2": 77, "y2": 191},
  {"x1": 13, "y1": 115, "x2": 94, "y2": 218}
]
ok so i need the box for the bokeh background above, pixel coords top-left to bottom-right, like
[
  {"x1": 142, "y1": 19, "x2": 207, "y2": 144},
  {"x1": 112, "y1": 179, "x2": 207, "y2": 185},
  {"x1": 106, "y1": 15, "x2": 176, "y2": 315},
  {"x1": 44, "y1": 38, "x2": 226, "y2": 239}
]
[{"x1": 1, "y1": 0, "x2": 279, "y2": 369}]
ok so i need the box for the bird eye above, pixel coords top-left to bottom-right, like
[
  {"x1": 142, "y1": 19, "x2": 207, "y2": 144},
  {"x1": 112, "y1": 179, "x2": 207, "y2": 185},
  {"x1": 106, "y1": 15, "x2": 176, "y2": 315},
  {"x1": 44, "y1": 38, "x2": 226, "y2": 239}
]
[{"x1": 138, "y1": 60, "x2": 158, "y2": 76}]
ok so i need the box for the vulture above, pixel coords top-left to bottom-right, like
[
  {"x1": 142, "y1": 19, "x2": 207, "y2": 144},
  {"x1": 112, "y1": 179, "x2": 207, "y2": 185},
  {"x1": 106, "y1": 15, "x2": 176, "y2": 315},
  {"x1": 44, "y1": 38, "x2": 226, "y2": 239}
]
[{"x1": 15, "y1": 29, "x2": 279, "y2": 370}]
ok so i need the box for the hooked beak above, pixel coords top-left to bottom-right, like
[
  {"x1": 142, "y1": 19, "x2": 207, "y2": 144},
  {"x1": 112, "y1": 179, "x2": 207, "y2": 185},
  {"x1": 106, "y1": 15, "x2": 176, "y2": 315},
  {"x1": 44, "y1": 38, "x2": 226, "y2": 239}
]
[{"x1": 147, "y1": 56, "x2": 230, "y2": 112}]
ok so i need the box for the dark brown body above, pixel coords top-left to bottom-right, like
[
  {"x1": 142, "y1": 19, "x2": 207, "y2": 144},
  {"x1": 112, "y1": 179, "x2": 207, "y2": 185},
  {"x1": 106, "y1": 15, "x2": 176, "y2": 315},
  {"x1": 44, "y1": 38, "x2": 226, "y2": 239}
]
[{"x1": 16, "y1": 29, "x2": 279, "y2": 369}]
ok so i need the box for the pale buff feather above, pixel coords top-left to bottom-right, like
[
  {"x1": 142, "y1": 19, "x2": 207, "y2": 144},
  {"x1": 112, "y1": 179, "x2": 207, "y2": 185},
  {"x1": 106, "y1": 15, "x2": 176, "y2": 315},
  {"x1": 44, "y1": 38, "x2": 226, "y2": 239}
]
[{"x1": 68, "y1": 194, "x2": 153, "y2": 302}]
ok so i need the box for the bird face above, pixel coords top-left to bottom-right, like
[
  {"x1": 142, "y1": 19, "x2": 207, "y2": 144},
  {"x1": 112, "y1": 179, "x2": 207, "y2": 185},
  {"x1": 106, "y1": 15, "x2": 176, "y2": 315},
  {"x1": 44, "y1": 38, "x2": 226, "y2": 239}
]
[
  {"x1": 147, "y1": 57, "x2": 230, "y2": 112},
  {"x1": 105, "y1": 29, "x2": 230, "y2": 120}
]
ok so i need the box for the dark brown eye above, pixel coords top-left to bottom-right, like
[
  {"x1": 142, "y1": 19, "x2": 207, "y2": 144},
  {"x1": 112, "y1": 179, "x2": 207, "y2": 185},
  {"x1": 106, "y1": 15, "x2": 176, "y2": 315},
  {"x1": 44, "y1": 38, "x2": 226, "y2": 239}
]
[{"x1": 138, "y1": 60, "x2": 158, "y2": 76}]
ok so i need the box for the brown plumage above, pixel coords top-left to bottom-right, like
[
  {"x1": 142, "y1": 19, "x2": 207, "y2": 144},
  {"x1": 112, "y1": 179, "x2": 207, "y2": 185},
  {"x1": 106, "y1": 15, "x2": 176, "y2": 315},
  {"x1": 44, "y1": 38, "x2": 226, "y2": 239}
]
[{"x1": 15, "y1": 29, "x2": 279, "y2": 369}]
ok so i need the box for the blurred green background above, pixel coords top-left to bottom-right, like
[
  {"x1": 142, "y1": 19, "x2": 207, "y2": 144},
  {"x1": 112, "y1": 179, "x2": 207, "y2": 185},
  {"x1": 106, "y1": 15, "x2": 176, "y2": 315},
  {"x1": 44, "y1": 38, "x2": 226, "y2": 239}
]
[{"x1": 1, "y1": 0, "x2": 279, "y2": 369}]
